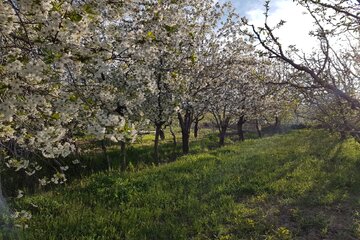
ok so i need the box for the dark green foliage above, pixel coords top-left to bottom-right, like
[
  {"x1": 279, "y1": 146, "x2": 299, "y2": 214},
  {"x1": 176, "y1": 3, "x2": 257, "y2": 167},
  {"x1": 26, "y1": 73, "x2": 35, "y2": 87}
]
[{"x1": 14, "y1": 130, "x2": 360, "y2": 239}]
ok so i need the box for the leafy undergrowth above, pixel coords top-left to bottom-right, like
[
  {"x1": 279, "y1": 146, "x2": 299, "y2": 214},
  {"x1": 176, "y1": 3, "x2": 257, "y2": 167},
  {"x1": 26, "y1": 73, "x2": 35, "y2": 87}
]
[{"x1": 15, "y1": 130, "x2": 360, "y2": 239}]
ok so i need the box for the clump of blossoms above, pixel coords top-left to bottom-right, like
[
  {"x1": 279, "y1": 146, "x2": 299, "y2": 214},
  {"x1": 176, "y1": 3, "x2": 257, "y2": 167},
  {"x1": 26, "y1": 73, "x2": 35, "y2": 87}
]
[
  {"x1": 12, "y1": 210, "x2": 32, "y2": 229},
  {"x1": 0, "y1": 0, "x2": 145, "y2": 227}
]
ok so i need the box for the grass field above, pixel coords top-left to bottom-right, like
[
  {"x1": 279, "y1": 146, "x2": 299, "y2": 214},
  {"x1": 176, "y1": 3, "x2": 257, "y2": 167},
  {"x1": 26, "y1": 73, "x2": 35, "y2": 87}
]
[{"x1": 10, "y1": 130, "x2": 360, "y2": 239}]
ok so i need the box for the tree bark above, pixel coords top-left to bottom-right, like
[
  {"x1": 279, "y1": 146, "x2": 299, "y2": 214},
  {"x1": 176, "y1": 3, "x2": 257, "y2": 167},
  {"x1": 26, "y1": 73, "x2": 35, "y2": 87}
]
[
  {"x1": 274, "y1": 116, "x2": 281, "y2": 133},
  {"x1": 178, "y1": 110, "x2": 192, "y2": 154},
  {"x1": 159, "y1": 129, "x2": 165, "y2": 140},
  {"x1": 219, "y1": 117, "x2": 230, "y2": 147},
  {"x1": 237, "y1": 116, "x2": 246, "y2": 141},
  {"x1": 194, "y1": 119, "x2": 199, "y2": 138},
  {"x1": 182, "y1": 130, "x2": 190, "y2": 154},
  {"x1": 219, "y1": 128, "x2": 227, "y2": 146},
  {"x1": 193, "y1": 116, "x2": 204, "y2": 138},
  {"x1": 169, "y1": 124, "x2": 177, "y2": 148},
  {"x1": 256, "y1": 119, "x2": 262, "y2": 138}
]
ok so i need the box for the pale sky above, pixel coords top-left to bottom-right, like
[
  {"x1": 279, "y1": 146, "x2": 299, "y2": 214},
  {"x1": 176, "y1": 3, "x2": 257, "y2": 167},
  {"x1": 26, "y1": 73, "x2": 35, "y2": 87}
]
[{"x1": 220, "y1": 0, "x2": 318, "y2": 53}]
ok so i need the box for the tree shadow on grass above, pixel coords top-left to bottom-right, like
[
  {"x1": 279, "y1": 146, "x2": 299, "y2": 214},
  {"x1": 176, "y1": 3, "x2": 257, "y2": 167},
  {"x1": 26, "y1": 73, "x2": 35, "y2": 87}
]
[{"x1": 261, "y1": 131, "x2": 360, "y2": 239}]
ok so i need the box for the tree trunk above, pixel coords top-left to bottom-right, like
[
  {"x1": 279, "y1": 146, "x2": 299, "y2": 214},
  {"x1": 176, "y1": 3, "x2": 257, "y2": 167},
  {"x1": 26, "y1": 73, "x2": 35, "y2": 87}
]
[
  {"x1": 101, "y1": 140, "x2": 111, "y2": 171},
  {"x1": 194, "y1": 119, "x2": 199, "y2": 138},
  {"x1": 182, "y1": 130, "x2": 190, "y2": 154},
  {"x1": 178, "y1": 110, "x2": 192, "y2": 154},
  {"x1": 219, "y1": 128, "x2": 226, "y2": 146},
  {"x1": 237, "y1": 116, "x2": 246, "y2": 141},
  {"x1": 169, "y1": 124, "x2": 177, "y2": 148},
  {"x1": 274, "y1": 116, "x2": 281, "y2": 133},
  {"x1": 154, "y1": 124, "x2": 162, "y2": 164},
  {"x1": 194, "y1": 118, "x2": 200, "y2": 138},
  {"x1": 159, "y1": 129, "x2": 165, "y2": 140},
  {"x1": 219, "y1": 119, "x2": 230, "y2": 147},
  {"x1": 256, "y1": 120, "x2": 262, "y2": 138},
  {"x1": 194, "y1": 116, "x2": 204, "y2": 138},
  {"x1": 120, "y1": 141, "x2": 127, "y2": 171}
]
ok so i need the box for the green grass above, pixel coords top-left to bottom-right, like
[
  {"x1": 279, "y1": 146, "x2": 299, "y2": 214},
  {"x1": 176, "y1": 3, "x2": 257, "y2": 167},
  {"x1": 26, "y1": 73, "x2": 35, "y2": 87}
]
[
  {"x1": 12, "y1": 130, "x2": 360, "y2": 239},
  {"x1": 60, "y1": 128, "x2": 222, "y2": 178}
]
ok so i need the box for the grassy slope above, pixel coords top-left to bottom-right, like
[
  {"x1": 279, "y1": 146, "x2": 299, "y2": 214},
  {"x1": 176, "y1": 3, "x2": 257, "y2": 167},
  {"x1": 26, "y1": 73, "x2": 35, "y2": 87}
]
[{"x1": 16, "y1": 130, "x2": 360, "y2": 239}]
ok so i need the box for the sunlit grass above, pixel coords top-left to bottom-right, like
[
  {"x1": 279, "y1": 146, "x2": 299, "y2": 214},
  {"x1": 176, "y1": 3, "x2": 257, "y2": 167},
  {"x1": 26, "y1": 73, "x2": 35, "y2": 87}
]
[{"x1": 13, "y1": 130, "x2": 360, "y2": 239}]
